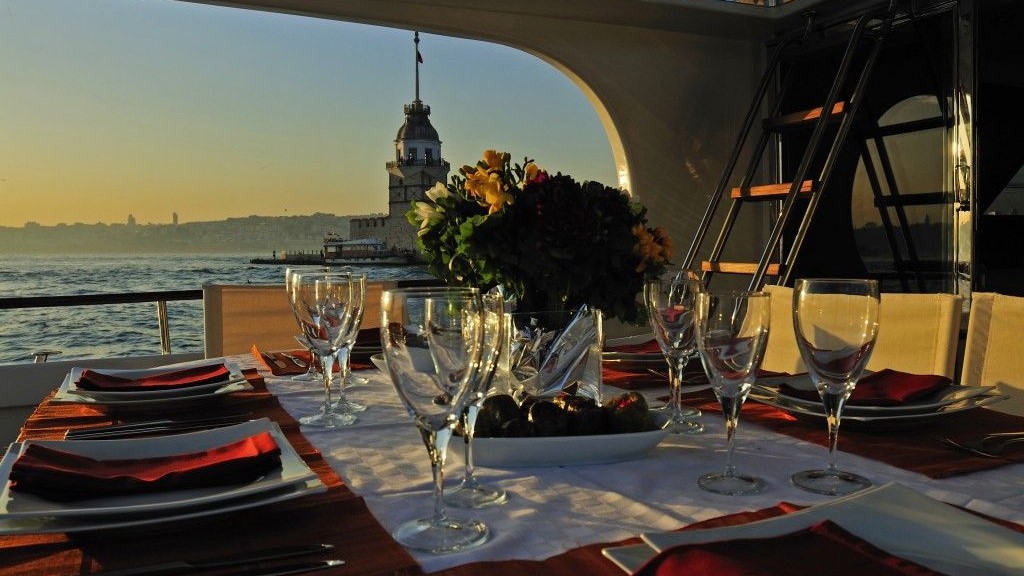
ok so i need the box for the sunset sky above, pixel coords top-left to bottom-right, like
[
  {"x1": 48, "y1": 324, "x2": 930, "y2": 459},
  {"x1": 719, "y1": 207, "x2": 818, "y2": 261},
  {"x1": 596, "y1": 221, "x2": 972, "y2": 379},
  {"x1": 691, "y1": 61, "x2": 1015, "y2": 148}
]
[{"x1": 0, "y1": 0, "x2": 616, "y2": 227}]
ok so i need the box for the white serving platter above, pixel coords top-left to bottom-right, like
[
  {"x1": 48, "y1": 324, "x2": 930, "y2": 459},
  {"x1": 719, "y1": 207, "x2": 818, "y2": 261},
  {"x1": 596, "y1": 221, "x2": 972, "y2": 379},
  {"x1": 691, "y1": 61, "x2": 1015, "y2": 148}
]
[
  {"x1": 468, "y1": 413, "x2": 669, "y2": 468},
  {"x1": 0, "y1": 418, "x2": 316, "y2": 519}
]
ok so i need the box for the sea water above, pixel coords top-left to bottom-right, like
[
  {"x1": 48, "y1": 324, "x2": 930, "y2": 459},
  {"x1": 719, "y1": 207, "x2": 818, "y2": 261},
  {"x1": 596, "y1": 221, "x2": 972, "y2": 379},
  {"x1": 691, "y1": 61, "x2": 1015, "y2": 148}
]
[{"x1": 0, "y1": 254, "x2": 433, "y2": 364}]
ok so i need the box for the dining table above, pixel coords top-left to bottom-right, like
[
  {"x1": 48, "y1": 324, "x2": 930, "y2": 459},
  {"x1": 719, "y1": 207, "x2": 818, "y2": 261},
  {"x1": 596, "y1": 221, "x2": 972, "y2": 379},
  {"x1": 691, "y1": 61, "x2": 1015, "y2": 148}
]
[{"x1": 3, "y1": 349, "x2": 1024, "y2": 576}]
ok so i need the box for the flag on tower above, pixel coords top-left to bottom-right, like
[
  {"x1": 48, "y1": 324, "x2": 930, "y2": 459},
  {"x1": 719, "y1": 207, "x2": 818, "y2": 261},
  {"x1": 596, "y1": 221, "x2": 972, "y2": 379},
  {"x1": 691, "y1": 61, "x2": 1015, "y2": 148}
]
[{"x1": 417, "y1": 49, "x2": 423, "y2": 63}]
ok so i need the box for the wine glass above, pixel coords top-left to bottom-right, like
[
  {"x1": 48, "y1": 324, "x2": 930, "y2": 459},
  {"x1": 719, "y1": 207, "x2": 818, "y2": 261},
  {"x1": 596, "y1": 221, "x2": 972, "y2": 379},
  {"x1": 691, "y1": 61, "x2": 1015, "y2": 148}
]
[
  {"x1": 292, "y1": 271, "x2": 360, "y2": 428},
  {"x1": 446, "y1": 290, "x2": 508, "y2": 509},
  {"x1": 790, "y1": 278, "x2": 879, "y2": 496},
  {"x1": 380, "y1": 287, "x2": 489, "y2": 553},
  {"x1": 321, "y1": 265, "x2": 370, "y2": 389},
  {"x1": 285, "y1": 267, "x2": 319, "y2": 382},
  {"x1": 644, "y1": 272, "x2": 704, "y2": 435},
  {"x1": 695, "y1": 290, "x2": 770, "y2": 496},
  {"x1": 331, "y1": 271, "x2": 368, "y2": 415}
]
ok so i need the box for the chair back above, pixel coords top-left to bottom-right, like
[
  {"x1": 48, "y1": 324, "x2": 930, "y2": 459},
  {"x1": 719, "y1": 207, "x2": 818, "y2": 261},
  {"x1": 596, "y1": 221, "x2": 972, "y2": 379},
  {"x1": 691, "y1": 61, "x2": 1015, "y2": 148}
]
[
  {"x1": 761, "y1": 286, "x2": 962, "y2": 379},
  {"x1": 961, "y1": 292, "x2": 1024, "y2": 415},
  {"x1": 202, "y1": 282, "x2": 393, "y2": 357}
]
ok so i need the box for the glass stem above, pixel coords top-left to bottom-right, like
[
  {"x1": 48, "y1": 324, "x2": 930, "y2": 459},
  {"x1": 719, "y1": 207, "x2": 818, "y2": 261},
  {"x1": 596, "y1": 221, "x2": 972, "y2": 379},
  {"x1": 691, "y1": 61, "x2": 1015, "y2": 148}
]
[
  {"x1": 336, "y1": 346, "x2": 351, "y2": 398},
  {"x1": 720, "y1": 393, "x2": 742, "y2": 478},
  {"x1": 669, "y1": 358, "x2": 684, "y2": 420},
  {"x1": 461, "y1": 402, "x2": 480, "y2": 487},
  {"x1": 305, "y1": 346, "x2": 318, "y2": 377},
  {"x1": 320, "y1": 349, "x2": 337, "y2": 414},
  {"x1": 821, "y1": 391, "x2": 847, "y2": 474},
  {"x1": 422, "y1": 425, "x2": 454, "y2": 523}
]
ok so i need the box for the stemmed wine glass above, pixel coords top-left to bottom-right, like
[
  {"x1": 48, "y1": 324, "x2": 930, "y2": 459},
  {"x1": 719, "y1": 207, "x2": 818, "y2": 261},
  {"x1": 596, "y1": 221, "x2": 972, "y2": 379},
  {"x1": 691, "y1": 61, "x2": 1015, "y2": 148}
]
[
  {"x1": 380, "y1": 287, "x2": 489, "y2": 553},
  {"x1": 645, "y1": 271, "x2": 704, "y2": 435},
  {"x1": 695, "y1": 290, "x2": 770, "y2": 496},
  {"x1": 292, "y1": 271, "x2": 362, "y2": 428},
  {"x1": 446, "y1": 290, "x2": 508, "y2": 509},
  {"x1": 790, "y1": 278, "x2": 879, "y2": 496},
  {"x1": 332, "y1": 271, "x2": 368, "y2": 415},
  {"x1": 285, "y1": 267, "x2": 319, "y2": 382}
]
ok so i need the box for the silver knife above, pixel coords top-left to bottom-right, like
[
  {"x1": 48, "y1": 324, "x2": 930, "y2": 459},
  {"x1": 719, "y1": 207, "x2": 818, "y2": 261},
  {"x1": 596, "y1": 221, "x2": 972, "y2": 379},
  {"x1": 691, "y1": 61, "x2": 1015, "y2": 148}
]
[
  {"x1": 246, "y1": 560, "x2": 345, "y2": 576},
  {"x1": 94, "y1": 544, "x2": 336, "y2": 576}
]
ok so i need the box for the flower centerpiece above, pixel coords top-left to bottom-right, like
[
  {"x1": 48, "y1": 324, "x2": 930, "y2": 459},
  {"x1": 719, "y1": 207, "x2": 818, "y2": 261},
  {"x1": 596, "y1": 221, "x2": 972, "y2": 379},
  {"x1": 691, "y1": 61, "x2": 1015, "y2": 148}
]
[{"x1": 407, "y1": 150, "x2": 673, "y2": 324}]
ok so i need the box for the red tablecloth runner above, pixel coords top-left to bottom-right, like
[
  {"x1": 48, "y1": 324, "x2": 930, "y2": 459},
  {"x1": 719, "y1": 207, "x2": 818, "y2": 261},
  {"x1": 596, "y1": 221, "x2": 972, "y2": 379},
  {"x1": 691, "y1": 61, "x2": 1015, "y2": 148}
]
[{"x1": 1, "y1": 370, "x2": 421, "y2": 576}]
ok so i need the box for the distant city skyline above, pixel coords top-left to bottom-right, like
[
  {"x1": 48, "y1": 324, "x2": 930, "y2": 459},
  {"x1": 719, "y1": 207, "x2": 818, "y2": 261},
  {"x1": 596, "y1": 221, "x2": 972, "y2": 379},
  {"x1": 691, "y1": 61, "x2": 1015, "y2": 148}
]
[{"x1": 0, "y1": 0, "x2": 616, "y2": 228}]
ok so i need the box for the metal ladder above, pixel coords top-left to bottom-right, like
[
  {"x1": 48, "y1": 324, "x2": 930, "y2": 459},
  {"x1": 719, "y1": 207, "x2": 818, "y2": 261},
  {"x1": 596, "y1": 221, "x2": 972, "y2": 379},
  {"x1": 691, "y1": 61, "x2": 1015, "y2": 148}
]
[{"x1": 681, "y1": 1, "x2": 898, "y2": 290}]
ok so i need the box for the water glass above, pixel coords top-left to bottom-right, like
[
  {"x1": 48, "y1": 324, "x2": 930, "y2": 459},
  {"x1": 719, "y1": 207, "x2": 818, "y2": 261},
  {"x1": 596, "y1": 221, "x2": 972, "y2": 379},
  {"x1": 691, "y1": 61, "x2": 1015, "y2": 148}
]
[
  {"x1": 695, "y1": 290, "x2": 770, "y2": 496},
  {"x1": 790, "y1": 278, "x2": 879, "y2": 496},
  {"x1": 285, "y1": 267, "x2": 319, "y2": 382},
  {"x1": 380, "y1": 287, "x2": 489, "y2": 553}
]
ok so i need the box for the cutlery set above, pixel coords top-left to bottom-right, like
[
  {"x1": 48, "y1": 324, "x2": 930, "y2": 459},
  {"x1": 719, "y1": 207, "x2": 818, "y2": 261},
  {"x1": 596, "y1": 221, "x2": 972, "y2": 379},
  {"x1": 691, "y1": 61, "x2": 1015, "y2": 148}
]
[
  {"x1": 64, "y1": 413, "x2": 255, "y2": 440},
  {"x1": 943, "y1": 431, "x2": 1024, "y2": 457},
  {"x1": 93, "y1": 543, "x2": 341, "y2": 576}
]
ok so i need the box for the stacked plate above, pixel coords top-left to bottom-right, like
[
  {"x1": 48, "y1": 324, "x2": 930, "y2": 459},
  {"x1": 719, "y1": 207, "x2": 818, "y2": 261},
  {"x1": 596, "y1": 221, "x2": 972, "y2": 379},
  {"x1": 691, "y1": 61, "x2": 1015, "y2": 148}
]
[
  {"x1": 51, "y1": 360, "x2": 253, "y2": 410},
  {"x1": 0, "y1": 419, "x2": 325, "y2": 534},
  {"x1": 603, "y1": 334, "x2": 665, "y2": 373},
  {"x1": 750, "y1": 373, "x2": 1008, "y2": 428}
]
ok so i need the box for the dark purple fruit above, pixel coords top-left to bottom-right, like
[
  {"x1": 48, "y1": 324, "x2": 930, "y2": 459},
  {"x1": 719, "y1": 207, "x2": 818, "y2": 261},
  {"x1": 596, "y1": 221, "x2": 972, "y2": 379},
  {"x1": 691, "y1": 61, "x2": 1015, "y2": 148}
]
[
  {"x1": 501, "y1": 418, "x2": 534, "y2": 437},
  {"x1": 569, "y1": 406, "x2": 609, "y2": 435},
  {"x1": 604, "y1": 392, "x2": 650, "y2": 433},
  {"x1": 528, "y1": 400, "x2": 571, "y2": 436},
  {"x1": 475, "y1": 394, "x2": 523, "y2": 438}
]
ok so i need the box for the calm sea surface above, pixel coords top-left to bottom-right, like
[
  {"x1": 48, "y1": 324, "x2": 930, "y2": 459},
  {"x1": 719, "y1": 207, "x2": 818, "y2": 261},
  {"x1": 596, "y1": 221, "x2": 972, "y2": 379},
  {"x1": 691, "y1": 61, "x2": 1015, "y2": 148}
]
[{"x1": 0, "y1": 254, "x2": 433, "y2": 365}]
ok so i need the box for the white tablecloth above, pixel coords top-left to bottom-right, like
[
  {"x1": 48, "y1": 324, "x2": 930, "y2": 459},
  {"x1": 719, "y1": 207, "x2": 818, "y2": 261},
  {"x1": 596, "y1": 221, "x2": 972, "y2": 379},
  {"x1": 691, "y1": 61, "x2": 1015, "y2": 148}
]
[{"x1": 233, "y1": 355, "x2": 1024, "y2": 573}]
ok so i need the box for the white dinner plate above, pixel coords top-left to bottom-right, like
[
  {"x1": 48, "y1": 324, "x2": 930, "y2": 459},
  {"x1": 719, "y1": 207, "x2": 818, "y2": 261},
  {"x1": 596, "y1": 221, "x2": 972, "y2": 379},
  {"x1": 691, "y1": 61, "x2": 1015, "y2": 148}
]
[
  {"x1": 615, "y1": 483, "x2": 1024, "y2": 575},
  {"x1": 52, "y1": 373, "x2": 252, "y2": 408},
  {"x1": 755, "y1": 374, "x2": 997, "y2": 415},
  {"x1": 0, "y1": 418, "x2": 317, "y2": 519},
  {"x1": 467, "y1": 413, "x2": 669, "y2": 467},
  {"x1": 67, "y1": 360, "x2": 247, "y2": 400},
  {"x1": 749, "y1": 389, "x2": 1009, "y2": 427}
]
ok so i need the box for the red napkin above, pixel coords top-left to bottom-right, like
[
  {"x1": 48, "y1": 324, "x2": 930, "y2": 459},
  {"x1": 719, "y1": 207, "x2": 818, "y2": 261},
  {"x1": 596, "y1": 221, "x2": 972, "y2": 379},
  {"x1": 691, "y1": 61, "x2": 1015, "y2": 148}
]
[
  {"x1": 777, "y1": 369, "x2": 952, "y2": 406},
  {"x1": 76, "y1": 364, "x2": 231, "y2": 392},
  {"x1": 606, "y1": 339, "x2": 662, "y2": 354},
  {"x1": 634, "y1": 520, "x2": 945, "y2": 576},
  {"x1": 9, "y1": 431, "x2": 282, "y2": 502}
]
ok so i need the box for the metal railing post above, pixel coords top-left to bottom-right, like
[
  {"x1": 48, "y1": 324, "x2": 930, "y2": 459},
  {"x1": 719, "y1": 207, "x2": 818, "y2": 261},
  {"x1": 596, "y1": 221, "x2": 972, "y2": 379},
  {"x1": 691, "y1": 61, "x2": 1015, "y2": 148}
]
[{"x1": 156, "y1": 300, "x2": 171, "y2": 355}]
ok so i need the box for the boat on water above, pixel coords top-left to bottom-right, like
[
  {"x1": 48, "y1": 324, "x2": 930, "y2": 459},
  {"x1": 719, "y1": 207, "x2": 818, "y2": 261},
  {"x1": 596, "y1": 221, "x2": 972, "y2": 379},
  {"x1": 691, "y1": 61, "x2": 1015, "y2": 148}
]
[{"x1": 250, "y1": 233, "x2": 420, "y2": 266}]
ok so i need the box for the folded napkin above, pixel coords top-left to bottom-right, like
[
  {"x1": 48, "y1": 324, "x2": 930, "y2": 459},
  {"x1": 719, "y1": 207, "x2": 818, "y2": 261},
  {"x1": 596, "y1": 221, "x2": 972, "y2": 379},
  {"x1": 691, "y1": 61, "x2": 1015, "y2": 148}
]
[
  {"x1": 606, "y1": 339, "x2": 662, "y2": 355},
  {"x1": 251, "y1": 345, "x2": 373, "y2": 377},
  {"x1": 777, "y1": 369, "x2": 952, "y2": 406},
  {"x1": 76, "y1": 364, "x2": 232, "y2": 392},
  {"x1": 634, "y1": 520, "x2": 945, "y2": 576},
  {"x1": 9, "y1": 431, "x2": 282, "y2": 502}
]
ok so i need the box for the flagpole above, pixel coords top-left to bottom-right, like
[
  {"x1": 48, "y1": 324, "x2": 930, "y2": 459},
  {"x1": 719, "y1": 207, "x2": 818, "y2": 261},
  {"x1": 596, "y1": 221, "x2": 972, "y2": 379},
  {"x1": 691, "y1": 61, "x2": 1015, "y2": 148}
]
[{"x1": 414, "y1": 31, "x2": 420, "y2": 103}]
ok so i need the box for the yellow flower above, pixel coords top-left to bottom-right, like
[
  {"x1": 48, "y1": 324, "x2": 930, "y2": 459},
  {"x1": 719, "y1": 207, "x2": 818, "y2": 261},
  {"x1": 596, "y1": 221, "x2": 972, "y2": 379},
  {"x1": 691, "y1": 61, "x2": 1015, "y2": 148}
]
[
  {"x1": 524, "y1": 162, "x2": 546, "y2": 184},
  {"x1": 482, "y1": 149, "x2": 509, "y2": 170},
  {"x1": 465, "y1": 169, "x2": 513, "y2": 214},
  {"x1": 633, "y1": 225, "x2": 673, "y2": 272}
]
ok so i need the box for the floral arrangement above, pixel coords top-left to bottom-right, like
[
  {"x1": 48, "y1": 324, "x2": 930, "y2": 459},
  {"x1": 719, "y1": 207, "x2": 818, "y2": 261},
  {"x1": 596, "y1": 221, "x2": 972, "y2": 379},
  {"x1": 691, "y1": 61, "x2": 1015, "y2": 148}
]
[{"x1": 406, "y1": 150, "x2": 673, "y2": 323}]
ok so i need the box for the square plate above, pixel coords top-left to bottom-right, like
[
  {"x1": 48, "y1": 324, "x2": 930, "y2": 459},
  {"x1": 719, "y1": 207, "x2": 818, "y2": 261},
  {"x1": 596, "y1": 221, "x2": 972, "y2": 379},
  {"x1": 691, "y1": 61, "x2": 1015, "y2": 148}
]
[
  {"x1": 67, "y1": 360, "x2": 248, "y2": 400},
  {"x1": 52, "y1": 373, "x2": 252, "y2": 408},
  {"x1": 756, "y1": 373, "x2": 996, "y2": 415},
  {"x1": 624, "y1": 483, "x2": 1024, "y2": 575},
  {"x1": 0, "y1": 418, "x2": 316, "y2": 519}
]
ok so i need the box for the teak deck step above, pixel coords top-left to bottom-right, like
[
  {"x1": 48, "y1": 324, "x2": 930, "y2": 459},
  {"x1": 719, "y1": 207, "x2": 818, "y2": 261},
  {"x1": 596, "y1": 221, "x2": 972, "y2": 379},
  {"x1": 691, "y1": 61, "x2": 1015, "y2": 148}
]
[
  {"x1": 700, "y1": 262, "x2": 781, "y2": 276},
  {"x1": 764, "y1": 102, "x2": 845, "y2": 131},
  {"x1": 730, "y1": 180, "x2": 816, "y2": 201}
]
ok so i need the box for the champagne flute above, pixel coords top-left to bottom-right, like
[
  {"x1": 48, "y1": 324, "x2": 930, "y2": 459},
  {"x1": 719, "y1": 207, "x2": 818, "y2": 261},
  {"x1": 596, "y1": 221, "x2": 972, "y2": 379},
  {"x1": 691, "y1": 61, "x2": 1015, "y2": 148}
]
[
  {"x1": 446, "y1": 290, "x2": 508, "y2": 508},
  {"x1": 695, "y1": 290, "x2": 770, "y2": 496},
  {"x1": 293, "y1": 271, "x2": 359, "y2": 428},
  {"x1": 285, "y1": 267, "x2": 319, "y2": 382},
  {"x1": 790, "y1": 278, "x2": 879, "y2": 496},
  {"x1": 380, "y1": 287, "x2": 489, "y2": 553},
  {"x1": 644, "y1": 272, "x2": 704, "y2": 435}
]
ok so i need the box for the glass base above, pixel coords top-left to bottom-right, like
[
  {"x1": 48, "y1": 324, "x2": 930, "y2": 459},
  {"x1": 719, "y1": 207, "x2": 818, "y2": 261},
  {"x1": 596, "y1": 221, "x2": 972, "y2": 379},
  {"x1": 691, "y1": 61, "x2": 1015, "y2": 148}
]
[
  {"x1": 299, "y1": 409, "x2": 357, "y2": 428},
  {"x1": 698, "y1": 472, "x2": 766, "y2": 496},
  {"x1": 332, "y1": 397, "x2": 367, "y2": 413},
  {"x1": 662, "y1": 407, "x2": 704, "y2": 435},
  {"x1": 290, "y1": 371, "x2": 319, "y2": 382},
  {"x1": 791, "y1": 468, "x2": 871, "y2": 496},
  {"x1": 445, "y1": 482, "x2": 508, "y2": 509},
  {"x1": 347, "y1": 374, "x2": 370, "y2": 386},
  {"x1": 392, "y1": 516, "x2": 489, "y2": 554}
]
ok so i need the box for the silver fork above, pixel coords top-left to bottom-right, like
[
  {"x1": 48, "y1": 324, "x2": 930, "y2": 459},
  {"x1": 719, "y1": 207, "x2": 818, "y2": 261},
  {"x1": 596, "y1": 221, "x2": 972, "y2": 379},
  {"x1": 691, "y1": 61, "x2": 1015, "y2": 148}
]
[{"x1": 943, "y1": 433, "x2": 1024, "y2": 457}]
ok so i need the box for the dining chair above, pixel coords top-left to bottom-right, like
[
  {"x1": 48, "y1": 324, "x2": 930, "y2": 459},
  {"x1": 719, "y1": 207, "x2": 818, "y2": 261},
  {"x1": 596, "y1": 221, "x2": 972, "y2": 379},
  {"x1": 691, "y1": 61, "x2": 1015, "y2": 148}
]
[
  {"x1": 761, "y1": 285, "x2": 962, "y2": 379},
  {"x1": 202, "y1": 282, "x2": 394, "y2": 357},
  {"x1": 961, "y1": 292, "x2": 1024, "y2": 416}
]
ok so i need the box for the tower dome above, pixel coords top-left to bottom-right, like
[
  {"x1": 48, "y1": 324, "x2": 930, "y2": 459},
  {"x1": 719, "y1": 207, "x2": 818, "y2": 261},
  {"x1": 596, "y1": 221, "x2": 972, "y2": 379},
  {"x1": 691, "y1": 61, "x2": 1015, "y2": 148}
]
[{"x1": 396, "y1": 101, "x2": 439, "y2": 141}]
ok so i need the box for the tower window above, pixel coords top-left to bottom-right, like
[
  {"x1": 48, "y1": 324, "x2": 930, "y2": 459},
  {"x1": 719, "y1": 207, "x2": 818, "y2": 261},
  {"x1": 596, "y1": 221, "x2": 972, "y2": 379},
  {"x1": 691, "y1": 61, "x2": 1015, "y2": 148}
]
[
  {"x1": 407, "y1": 148, "x2": 417, "y2": 161},
  {"x1": 425, "y1": 148, "x2": 434, "y2": 162}
]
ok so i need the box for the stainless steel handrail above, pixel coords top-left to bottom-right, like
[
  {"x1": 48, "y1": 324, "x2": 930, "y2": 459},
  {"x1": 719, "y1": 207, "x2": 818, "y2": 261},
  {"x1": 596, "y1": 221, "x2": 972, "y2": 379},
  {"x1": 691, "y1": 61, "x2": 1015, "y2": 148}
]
[{"x1": 0, "y1": 290, "x2": 203, "y2": 358}]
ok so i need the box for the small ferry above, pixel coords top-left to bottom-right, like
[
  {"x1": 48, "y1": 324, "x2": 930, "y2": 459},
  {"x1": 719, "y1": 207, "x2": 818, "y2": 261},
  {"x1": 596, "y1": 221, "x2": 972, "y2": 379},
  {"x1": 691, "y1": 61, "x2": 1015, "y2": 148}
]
[{"x1": 322, "y1": 233, "x2": 417, "y2": 266}]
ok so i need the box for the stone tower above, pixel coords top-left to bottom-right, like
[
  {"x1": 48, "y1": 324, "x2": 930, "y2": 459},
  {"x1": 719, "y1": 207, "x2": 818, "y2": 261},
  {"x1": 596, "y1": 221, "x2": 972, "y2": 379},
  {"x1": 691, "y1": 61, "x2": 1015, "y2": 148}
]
[{"x1": 350, "y1": 32, "x2": 449, "y2": 253}]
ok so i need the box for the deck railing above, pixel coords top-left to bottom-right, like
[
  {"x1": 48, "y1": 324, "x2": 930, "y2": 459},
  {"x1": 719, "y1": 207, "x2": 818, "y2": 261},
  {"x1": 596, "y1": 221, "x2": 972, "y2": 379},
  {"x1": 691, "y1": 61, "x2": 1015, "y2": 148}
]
[{"x1": 0, "y1": 290, "x2": 203, "y2": 359}]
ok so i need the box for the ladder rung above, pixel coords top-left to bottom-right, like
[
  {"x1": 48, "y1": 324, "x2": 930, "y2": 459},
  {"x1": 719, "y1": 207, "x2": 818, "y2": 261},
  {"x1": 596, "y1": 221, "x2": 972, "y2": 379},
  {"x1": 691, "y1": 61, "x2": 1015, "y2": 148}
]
[
  {"x1": 701, "y1": 262, "x2": 781, "y2": 275},
  {"x1": 730, "y1": 180, "x2": 815, "y2": 201},
  {"x1": 764, "y1": 102, "x2": 846, "y2": 131}
]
